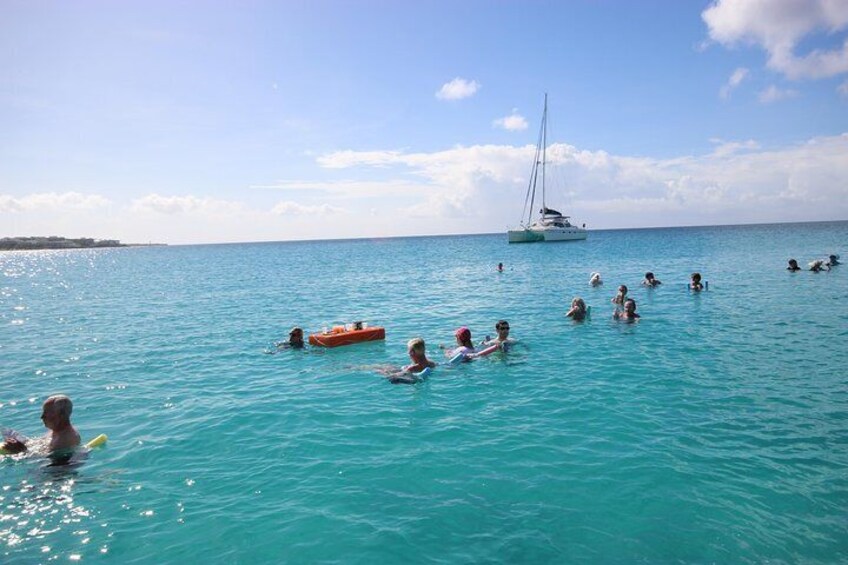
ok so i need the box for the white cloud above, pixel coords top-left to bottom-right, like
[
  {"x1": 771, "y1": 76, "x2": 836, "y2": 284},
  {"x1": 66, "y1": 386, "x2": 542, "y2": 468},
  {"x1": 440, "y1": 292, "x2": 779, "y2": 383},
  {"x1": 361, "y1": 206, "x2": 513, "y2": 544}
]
[
  {"x1": 758, "y1": 85, "x2": 799, "y2": 103},
  {"x1": 719, "y1": 67, "x2": 750, "y2": 98},
  {"x1": 270, "y1": 201, "x2": 347, "y2": 216},
  {"x1": 130, "y1": 194, "x2": 244, "y2": 215},
  {"x1": 314, "y1": 133, "x2": 848, "y2": 228},
  {"x1": 703, "y1": 0, "x2": 848, "y2": 80},
  {"x1": 0, "y1": 192, "x2": 110, "y2": 213},
  {"x1": 709, "y1": 138, "x2": 760, "y2": 156},
  {"x1": 315, "y1": 150, "x2": 403, "y2": 169},
  {"x1": 493, "y1": 110, "x2": 529, "y2": 131},
  {"x1": 435, "y1": 77, "x2": 481, "y2": 100}
]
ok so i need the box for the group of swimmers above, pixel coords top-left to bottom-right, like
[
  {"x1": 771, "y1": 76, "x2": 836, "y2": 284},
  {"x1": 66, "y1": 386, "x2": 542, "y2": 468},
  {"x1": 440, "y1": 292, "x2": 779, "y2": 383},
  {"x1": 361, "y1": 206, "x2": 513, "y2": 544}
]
[
  {"x1": 564, "y1": 270, "x2": 706, "y2": 323},
  {"x1": 1, "y1": 395, "x2": 80, "y2": 456},
  {"x1": 787, "y1": 254, "x2": 840, "y2": 272}
]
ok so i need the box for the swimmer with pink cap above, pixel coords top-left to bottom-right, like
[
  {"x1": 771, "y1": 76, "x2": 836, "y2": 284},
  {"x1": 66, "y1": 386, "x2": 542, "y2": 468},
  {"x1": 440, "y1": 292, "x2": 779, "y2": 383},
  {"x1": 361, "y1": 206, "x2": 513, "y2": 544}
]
[{"x1": 440, "y1": 326, "x2": 476, "y2": 358}]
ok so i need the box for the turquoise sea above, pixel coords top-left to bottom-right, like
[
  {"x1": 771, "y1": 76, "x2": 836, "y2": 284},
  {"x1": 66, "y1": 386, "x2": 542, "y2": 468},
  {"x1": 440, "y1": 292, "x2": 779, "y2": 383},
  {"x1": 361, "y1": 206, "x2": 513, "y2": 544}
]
[{"x1": 1, "y1": 221, "x2": 847, "y2": 563}]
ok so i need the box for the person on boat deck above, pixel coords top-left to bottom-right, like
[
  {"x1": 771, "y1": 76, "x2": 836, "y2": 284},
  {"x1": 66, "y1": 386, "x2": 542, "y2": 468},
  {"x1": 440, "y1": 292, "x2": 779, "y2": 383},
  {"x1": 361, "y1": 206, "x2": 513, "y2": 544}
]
[
  {"x1": 690, "y1": 273, "x2": 704, "y2": 291},
  {"x1": 403, "y1": 338, "x2": 436, "y2": 373},
  {"x1": 442, "y1": 326, "x2": 476, "y2": 358},
  {"x1": 613, "y1": 299, "x2": 640, "y2": 322},
  {"x1": 808, "y1": 260, "x2": 828, "y2": 273},
  {"x1": 481, "y1": 320, "x2": 516, "y2": 349},
  {"x1": 589, "y1": 272, "x2": 603, "y2": 286},
  {"x1": 787, "y1": 259, "x2": 801, "y2": 272},
  {"x1": 827, "y1": 254, "x2": 840, "y2": 267},
  {"x1": 642, "y1": 272, "x2": 662, "y2": 287},
  {"x1": 1, "y1": 395, "x2": 81, "y2": 455},
  {"x1": 277, "y1": 326, "x2": 305, "y2": 349},
  {"x1": 566, "y1": 297, "x2": 588, "y2": 321},
  {"x1": 497, "y1": 262, "x2": 504, "y2": 272},
  {"x1": 612, "y1": 285, "x2": 628, "y2": 307}
]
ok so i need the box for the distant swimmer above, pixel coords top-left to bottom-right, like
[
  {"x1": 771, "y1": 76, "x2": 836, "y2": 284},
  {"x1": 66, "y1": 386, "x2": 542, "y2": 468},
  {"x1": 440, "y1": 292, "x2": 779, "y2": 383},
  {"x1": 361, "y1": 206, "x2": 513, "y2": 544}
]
[
  {"x1": 809, "y1": 260, "x2": 828, "y2": 272},
  {"x1": 1, "y1": 395, "x2": 81, "y2": 455},
  {"x1": 589, "y1": 272, "x2": 603, "y2": 286},
  {"x1": 481, "y1": 320, "x2": 516, "y2": 350},
  {"x1": 787, "y1": 259, "x2": 801, "y2": 272},
  {"x1": 827, "y1": 254, "x2": 840, "y2": 267},
  {"x1": 642, "y1": 272, "x2": 662, "y2": 287},
  {"x1": 497, "y1": 262, "x2": 504, "y2": 272},
  {"x1": 276, "y1": 326, "x2": 305, "y2": 350},
  {"x1": 612, "y1": 285, "x2": 628, "y2": 307},
  {"x1": 613, "y1": 298, "x2": 640, "y2": 322},
  {"x1": 566, "y1": 297, "x2": 588, "y2": 321},
  {"x1": 690, "y1": 273, "x2": 704, "y2": 291}
]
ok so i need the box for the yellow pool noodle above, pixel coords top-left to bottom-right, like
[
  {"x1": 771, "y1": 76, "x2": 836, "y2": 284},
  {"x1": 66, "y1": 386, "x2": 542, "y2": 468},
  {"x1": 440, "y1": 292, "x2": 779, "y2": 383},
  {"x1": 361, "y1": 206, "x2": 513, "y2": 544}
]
[{"x1": 85, "y1": 434, "x2": 108, "y2": 449}]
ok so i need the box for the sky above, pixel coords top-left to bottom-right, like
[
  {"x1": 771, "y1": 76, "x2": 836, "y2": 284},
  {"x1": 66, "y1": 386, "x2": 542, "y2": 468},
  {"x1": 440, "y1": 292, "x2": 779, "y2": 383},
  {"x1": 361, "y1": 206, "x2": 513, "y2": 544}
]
[{"x1": 1, "y1": 0, "x2": 847, "y2": 244}]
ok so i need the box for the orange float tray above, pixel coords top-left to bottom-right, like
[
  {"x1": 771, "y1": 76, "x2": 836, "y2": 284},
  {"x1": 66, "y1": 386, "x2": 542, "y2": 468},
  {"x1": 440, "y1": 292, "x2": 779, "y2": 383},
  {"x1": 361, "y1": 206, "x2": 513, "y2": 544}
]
[{"x1": 308, "y1": 326, "x2": 385, "y2": 348}]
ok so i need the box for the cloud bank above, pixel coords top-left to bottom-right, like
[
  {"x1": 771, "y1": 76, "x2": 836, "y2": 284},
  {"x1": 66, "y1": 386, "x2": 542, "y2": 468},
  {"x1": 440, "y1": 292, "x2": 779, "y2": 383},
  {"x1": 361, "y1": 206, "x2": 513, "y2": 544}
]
[{"x1": 2, "y1": 135, "x2": 846, "y2": 243}]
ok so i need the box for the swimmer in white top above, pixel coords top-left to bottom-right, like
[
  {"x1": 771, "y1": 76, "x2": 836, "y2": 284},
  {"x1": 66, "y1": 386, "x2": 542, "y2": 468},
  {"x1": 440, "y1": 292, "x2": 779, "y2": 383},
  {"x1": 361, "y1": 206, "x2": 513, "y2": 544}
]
[{"x1": 589, "y1": 272, "x2": 603, "y2": 286}]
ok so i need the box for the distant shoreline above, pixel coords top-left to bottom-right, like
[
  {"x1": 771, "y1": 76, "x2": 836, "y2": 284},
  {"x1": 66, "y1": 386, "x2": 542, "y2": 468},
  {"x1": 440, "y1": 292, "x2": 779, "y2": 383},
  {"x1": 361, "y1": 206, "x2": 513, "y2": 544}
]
[{"x1": 0, "y1": 237, "x2": 166, "y2": 251}]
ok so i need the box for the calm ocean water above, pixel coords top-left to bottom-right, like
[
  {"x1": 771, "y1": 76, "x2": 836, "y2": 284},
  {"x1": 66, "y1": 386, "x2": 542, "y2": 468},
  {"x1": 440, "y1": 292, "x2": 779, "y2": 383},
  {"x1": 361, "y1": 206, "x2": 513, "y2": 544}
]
[{"x1": 1, "y1": 222, "x2": 847, "y2": 563}]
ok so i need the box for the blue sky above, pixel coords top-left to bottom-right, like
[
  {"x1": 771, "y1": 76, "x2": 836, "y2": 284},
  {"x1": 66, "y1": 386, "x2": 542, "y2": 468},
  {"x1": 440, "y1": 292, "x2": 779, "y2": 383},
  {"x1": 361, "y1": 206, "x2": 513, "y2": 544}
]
[{"x1": 1, "y1": 0, "x2": 847, "y2": 244}]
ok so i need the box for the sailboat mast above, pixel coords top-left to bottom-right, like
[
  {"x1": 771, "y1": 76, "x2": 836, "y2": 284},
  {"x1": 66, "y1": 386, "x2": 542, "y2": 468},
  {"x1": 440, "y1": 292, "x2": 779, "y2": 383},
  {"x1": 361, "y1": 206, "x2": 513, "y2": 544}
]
[{"x1": 541, "y1": 92, "x2": 547, "y2": 214}]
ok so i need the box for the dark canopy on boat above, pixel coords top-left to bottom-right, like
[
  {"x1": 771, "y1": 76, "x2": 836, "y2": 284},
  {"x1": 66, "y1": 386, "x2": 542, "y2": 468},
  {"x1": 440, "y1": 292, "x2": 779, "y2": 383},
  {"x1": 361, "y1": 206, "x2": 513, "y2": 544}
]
[{"x1": 540, "y1": 207, "x2": 563, "y2": 216}]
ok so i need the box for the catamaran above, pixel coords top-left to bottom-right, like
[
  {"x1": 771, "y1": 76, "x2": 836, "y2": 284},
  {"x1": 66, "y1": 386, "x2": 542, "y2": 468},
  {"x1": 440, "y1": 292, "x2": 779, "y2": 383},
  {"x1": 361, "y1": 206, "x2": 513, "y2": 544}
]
[{"x1": 507, "y1": 94, "x2": 587, "y2": 243}]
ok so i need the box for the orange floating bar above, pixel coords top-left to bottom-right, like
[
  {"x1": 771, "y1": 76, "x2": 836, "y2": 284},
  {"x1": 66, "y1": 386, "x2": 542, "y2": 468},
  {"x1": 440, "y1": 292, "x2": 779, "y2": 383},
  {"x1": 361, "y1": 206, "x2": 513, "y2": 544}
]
[{"x1": 308, "y1": 326, "x2": 385, "y2": 348}]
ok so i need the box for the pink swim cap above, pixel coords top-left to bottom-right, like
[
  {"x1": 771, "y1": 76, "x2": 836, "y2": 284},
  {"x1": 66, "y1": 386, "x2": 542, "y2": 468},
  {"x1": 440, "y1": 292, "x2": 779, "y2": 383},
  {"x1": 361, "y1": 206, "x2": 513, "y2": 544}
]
[{"x1": 455, "y1": 326, "x2": 471, "y2": 341}]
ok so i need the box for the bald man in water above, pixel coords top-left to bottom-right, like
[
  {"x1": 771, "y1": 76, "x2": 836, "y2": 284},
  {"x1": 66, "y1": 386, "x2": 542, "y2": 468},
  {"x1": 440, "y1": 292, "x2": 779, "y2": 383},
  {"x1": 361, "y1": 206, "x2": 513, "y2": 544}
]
[{"x1": 1, "y1": 395, "x2": 81, "y2": 454}]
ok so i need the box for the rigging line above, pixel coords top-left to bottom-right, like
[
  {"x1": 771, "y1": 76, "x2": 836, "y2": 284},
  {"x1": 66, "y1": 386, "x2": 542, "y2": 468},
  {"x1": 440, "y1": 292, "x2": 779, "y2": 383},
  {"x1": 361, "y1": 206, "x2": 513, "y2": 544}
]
[{"x1": 521, "y1": 99, "x2": 547, "y2": 225}]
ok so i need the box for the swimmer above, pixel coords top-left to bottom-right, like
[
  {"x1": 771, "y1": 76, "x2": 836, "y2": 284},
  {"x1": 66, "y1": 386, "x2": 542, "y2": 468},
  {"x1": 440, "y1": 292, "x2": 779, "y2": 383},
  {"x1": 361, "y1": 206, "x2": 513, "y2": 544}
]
[
  {"x1": 443, "y1": 326, "x2": 476, "y2": 358},
  {"x1": 787, "y1": 259, "x2": 801, "y2": 272},
  {"x1": 1, "y1": 395, "x2": 81, "y2": 455},
  {"x1": 589, "y1": 272, "x2": 603, "y2": 286},
  {"x1": 827, "y1": 254, "x2": 840, "y2": 267},
  {"x1": 566, "y1": 297, "x2": 588, "y2": 321},
  {"x1": 275, "y1": 326, "x2": 304, "y2": 349},
  {"x1": 385, "y1": 338, "x2": 436, "y2": 384},
  {"x1": 497, "y1": 262, "x2": 504, "y2": 272},
  {"x1": 612, "y1": 285, "x2": 628, "y2": 307},
  {"x1": 809, "y1": 260, "x2": 828, "y2": 272},
  {"x1": 613, "y1": 298, "x2": 640, "y2": 322},
  {"x1": 642, "y1": 272, "x2": 662, "y2": 287},
  {"x1": 403, "y1": 337, "x2": 436, "y2": 373},
  {"x1": 690, "y1": 272, "x2": 704, "y2": 291},
  {"x1": 481, "y1": 320, "x2": 516, "y2": 349}
]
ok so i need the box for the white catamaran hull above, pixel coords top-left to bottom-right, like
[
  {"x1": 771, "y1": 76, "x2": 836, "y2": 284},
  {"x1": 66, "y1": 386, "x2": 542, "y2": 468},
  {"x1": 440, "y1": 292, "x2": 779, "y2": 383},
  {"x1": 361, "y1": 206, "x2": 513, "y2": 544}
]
[
  {"x1": 508, "y1": 226, "x2": 587, "y2": 243},
  {"x1": 507, "y1": 229, "x2": 544, "y2": 243}
]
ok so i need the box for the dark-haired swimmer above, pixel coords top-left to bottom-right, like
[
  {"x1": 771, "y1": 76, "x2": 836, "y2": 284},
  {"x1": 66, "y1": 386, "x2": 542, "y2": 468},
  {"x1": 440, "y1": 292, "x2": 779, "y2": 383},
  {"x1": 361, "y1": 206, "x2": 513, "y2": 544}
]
[
  {"x1": 613, "y1": 299, "x2": 640, "y2": 322},
  {"x1": 612, "y1": 285, "x2": 628, "y2": 307},
  {"x1": 566, "y1": 297, "x2": 588, "y2": 321},
  {"x1": 642, "y1": 272, "x2": 662, "y2": 287},
  {"x1": 827, "y1": 254, "x2": 840, "y2": 267},
  {"x1": 690, "y1": 273, "x2": 704, "y2": 291},
  {"x1": 275, "y1": 327, "x2": 305, "y2": 350},
  {"x1": 481, "y1": 320, "x2": 516, "y2": 350},
  {"x1": 787, "y1": 259, "x2": 801, "y2": 272}
]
